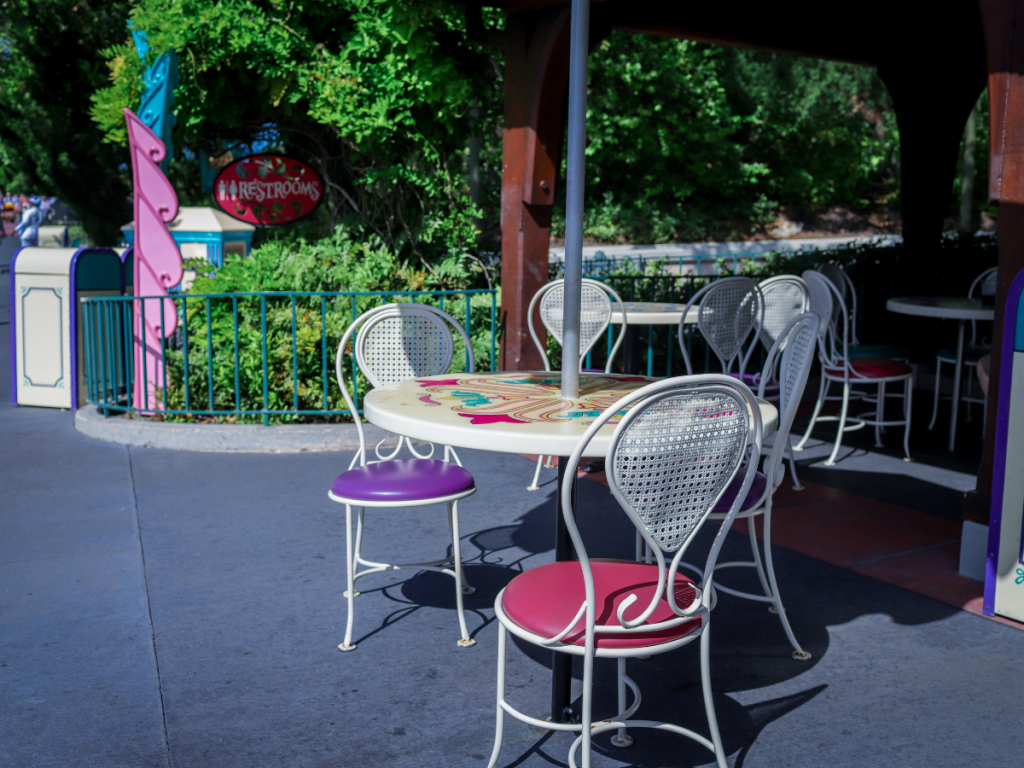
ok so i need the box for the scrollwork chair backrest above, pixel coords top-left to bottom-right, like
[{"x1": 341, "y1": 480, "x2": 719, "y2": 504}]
[
  {"x1": 528, "y1": 278, "x2": 628, "y2": 372},
  {"x1": 758, "y1": 275, "x2": 810, "y2": 351},
  {"x1": 557, "y1": 375, "x2": 761, "y2": 642},
  {"x1": 678, "y1": 277, "x2": 764, "y2": 377},
  {"x1": 335, "y1": 303, "x2": 475, "y2": 466}
]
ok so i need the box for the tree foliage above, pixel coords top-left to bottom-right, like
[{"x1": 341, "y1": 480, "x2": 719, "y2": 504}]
[
  {"x1": 91, "y1": 0, "x2": 500, "y2": 287},
  {"x1": 561, "y1": 32, "x2": 903, "y2": 243},
  {"x1": 0, "y1": 0, "x2": 133, "y2": 244}
]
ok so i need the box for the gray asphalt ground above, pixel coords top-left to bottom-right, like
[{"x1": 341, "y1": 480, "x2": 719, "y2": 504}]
[{"x1": 3, "y1": 243, "x2": 1023, "y2": 768}]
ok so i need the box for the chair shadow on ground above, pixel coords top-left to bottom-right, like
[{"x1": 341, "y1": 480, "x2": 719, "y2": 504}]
[{"x1": 349, "y1": 453, "x2": 966, "y2": 764}]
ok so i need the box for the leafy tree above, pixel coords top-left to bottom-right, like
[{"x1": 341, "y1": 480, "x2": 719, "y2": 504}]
[
  {"x1": 0, "y1": 0, "x2": 133, "y2": 244},
  {"x1": 558, "y1": 32, "x2": 901, "y2": 243},
  {"x1": 91, "y1": 0, "x2": 501, "y2": 287}
]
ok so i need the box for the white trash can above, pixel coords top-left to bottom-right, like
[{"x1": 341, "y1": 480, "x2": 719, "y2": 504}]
[{"x1": 9, "y1": 246, "x2": 124, "y2": 409}]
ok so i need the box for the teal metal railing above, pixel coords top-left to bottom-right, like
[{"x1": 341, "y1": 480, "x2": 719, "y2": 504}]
[{"x1": 81, "y1": 289, "x2": 498, "y2": 424}]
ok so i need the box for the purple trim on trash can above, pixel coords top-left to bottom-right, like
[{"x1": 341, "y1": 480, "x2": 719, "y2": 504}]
[
  {"x1": 9, "y1": 246, "x2": 24, "y2": 405},
  {"x1": 984, "y1": 267, "x2": 1024, "y2": 615}
]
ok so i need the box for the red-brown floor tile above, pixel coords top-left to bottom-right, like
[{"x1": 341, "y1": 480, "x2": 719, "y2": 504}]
[
  {"x1": 770, "y1": 478, "x2": 851, "y2": 507},
  {"x1": 744, "y1": 495, "x2": 961, "y2": 568}
]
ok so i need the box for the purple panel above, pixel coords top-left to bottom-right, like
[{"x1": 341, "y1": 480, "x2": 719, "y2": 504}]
[
  {"x1": 984, "y1": 266, "x2": 1024, "y2": 615},
  {"x1": 9, "y1": 246, "x2": 23, "y2": 405}
]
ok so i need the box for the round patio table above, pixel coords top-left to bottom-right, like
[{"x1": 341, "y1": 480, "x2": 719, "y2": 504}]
[
  {"x1": 608, "y1": 302, "x2": 699, "y2": 376},
  {"x1": 609, "y1": 301, "x2": 699, "y2": 326},
  {"x1": 886, "y1": 297, "x2": 995, "y2": 451},
  {"x1": 363, "y1": 370, "x2": 778, "y2": 723}
]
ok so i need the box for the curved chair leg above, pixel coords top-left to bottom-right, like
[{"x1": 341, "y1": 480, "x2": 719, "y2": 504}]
[
  {"x1": 824, "y1": 381, "x2": 850, "y2": 467},
  {"x1": 795, "y1": 375, "x2": 828, "y2": 452},
  {"x1": 339, "y1": 504, "x2": 358, "y2": 652},
  {"x1": 786, "y1": 435, "x2": 804, "y2": 491},
  {"x1": 700, "y1": 626, "x2": 729, "y2": 768},
  {"x1": 579, "y1": 641, "x2": 596, "y2": 768},
  {"x1": 345, "y1": 507, "x2": 365, "y2": 599},
  {"x1": 611, "y1": 657, "x2": 634, "y2": 747},
  {"x1": 486, "y1": 625, "x2": 507, "y2": 768},
  {"x1": 763, "y1": 505, "x2": 810, "y2": 660},
  {"x1": 747, "y1": 518, "x2": 773, "y2": 599},
  {"x1": 902, "y1": 378, "x2": 914, "y2": 462},
  {"x1": 447, "y1": 503, "x2": 475, "y2": 595},
  {"x1": 874, "y1": 382, "x2": 885, "y2": 447},
  {"x1": 929, "y1": 357, "x2": 942, "y2": 430},
  {"x1": 449, "y1": 501, "x2": 476, "y2": 647},
  {"x1": 527, "y1": 455, "x2": 545, "y2": 491}
]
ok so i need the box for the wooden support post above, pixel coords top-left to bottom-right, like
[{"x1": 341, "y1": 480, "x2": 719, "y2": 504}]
[
  {"x1": 499, "y1": 7, "x2": 571, "y2": 371},
  {"x1": 968, "y1": 0, "x2": 1024, "y2": 523}
]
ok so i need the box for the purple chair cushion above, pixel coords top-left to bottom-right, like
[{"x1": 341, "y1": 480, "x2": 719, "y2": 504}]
[
  {"x1": 330, "y1": 459, "x2": 475, "y2": 503},
  {"x1": 712, "y1": 471, "x2": 768, "y2": 513},
  {"x1": 727, "y1": 372, "x2": 780, "y2": 399}
]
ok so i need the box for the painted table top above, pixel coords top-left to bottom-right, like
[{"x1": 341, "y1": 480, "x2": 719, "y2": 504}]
[
  {"x1": 887, "y1": 297, "x2": 995, "y2": 321},
  {"x1": 363, "y1": 371, "x2": 778, "y2": 458},
  {"x1": 609, "y1": 302, "x2": 700, "y2": 326}
]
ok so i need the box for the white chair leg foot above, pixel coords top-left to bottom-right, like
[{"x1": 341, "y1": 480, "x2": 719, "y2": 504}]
[
  {"x1": 458, "y1": 637, "x2": 477, "y2": 648},
  {"x1": 338, "y1": 642, "x2": 357, "y2": 652},
  {"x1": 792, "y1": 650, "x2": 812, "y2": 661}
]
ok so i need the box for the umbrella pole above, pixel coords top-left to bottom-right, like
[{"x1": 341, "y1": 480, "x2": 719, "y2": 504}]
[{"x1": 560, "y1": 0, "x2": 590, "y2": 400}]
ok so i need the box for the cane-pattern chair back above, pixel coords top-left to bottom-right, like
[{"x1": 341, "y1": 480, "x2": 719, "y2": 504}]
[
  {"x1": 607, "y1": 386, "x2": 751, "y2": 554},
  {"x1": 760, "y1": 313, "x2": 819, "y2": 484},
  {"x1": 695, "y1": 278, "x2": 762, "y2": 374},
  {"x1": 335, "y1": 303, "x2": 475, "y2": 464},
  {"x1": 758, "y1": 276, "x2": 810, "y2": 350},
  {"x1": 356, "y1": 307, "x2": 457, "y2": 388},
  {"x1": 819, "y1": 263, "x2": 858, "y2": 344},
  {"x1": 528, "y1": 278, "x2": 627, "y2": 372}
]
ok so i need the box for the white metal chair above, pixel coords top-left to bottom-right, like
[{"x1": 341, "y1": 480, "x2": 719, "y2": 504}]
[
  {"x1": 820, "y1": 262, "x2": 908, "y2": 361},
  {"x1": 677, "y1": 276, "x2": 764, "y2": 378},
  {"x1": 524, "y1": 278, "x2": 628, "y2": 490},
  {"x1": 329, "y1": 303, "x2": 478, "y2": 651},
  {"x1": 819, "y1": 262, "x2": 858, "y2": 345},
  {"x1": 795, "y1": 271, "x2": 914, "y2": 465},
  {"x1": 929, "y1": 266, "x2": 998, "y2": 431},
  {"x1": 682, "y1": 313, "x2": 819, "y2": 660},
  {"x1": 755, "y1": 276, "x2": 810, "y2": 489},
  {"x1": 486, "y1": 374, "x2": 763, "y2": 768}
]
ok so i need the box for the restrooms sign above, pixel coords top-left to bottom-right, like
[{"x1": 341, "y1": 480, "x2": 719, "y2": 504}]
[{"x1": 212, "y1": 154, "x2": 324, "y2": 226}]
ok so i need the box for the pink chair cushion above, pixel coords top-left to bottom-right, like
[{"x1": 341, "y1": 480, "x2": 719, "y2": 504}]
[
  {"x1": 330, "y1": 459, "x2": 474, "y2": 503},
  {"x1": 825, "y1": 357, "x2": 912, "y2": 379},
  {"x1": 712, "y1": 471, "x2": 768, "y2": 513},
  {"x1": 502, "y1": 560, "x2": 701, "y2": 649}
]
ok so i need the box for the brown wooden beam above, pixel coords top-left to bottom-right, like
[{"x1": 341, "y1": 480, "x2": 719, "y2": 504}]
[
  {"x1": 971, "y1": 0, "x2": 1024, "y2": 523},
  {"x1": 499, "y1": 6, "x2": 572, "y2": 371}
]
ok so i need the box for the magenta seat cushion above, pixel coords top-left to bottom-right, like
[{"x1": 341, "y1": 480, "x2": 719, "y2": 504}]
[
  {"x1": 502, "y1": 560, "x2": 701, "y2": 649},
  {"x1": 330, "y1": 459, "x2": 474, "y2": 503},
  {"x1": 826, "y1": 357, "x2": 912, "y2": 379},
  {"x1": 712, "y1": 471, "x2": 768, "y2": 513}
]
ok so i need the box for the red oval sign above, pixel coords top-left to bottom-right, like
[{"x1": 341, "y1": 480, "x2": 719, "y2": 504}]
[{"x1": 212, "y1": 154, "x2": 324, "y2": 226}]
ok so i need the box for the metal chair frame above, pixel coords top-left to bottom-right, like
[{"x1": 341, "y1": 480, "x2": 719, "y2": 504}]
[
  {"x1": 929, "y1": 266, "x2": 998, "y2": 431},
  {"x1": 329, "y1": 303, "x2": 478, "y2": 651},
  {"x1": 677, "y1": 277, "x2": 764, "y2": 378},
  {"x1": 795, "y1": 271, "x2": 914, "y2": 466},
  {"x1": 819, "y1": 262, "x2": 859, "y2": 345},
  {"x1": 754, "y1": 276, "x2": 811, "y2": 489},
  {"x1": 680, "y1": 313, "x2": 819, "y2": 661},
  {"x1": 486, "y1": 375, "x2": 763, "y2": 768},
  {"x1": 525, "y1": 278, "x2": 628, "y2": 490}
]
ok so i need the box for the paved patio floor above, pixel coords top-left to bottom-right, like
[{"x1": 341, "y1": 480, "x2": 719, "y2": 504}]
[{"x1": 3, "y1": 251, "x2": 1023, "y2": 768}]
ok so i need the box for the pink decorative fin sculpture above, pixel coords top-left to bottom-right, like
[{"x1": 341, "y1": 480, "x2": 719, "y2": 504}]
[{"x1": 125, "y1": 108, "x2": 182, "y2": 411}]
